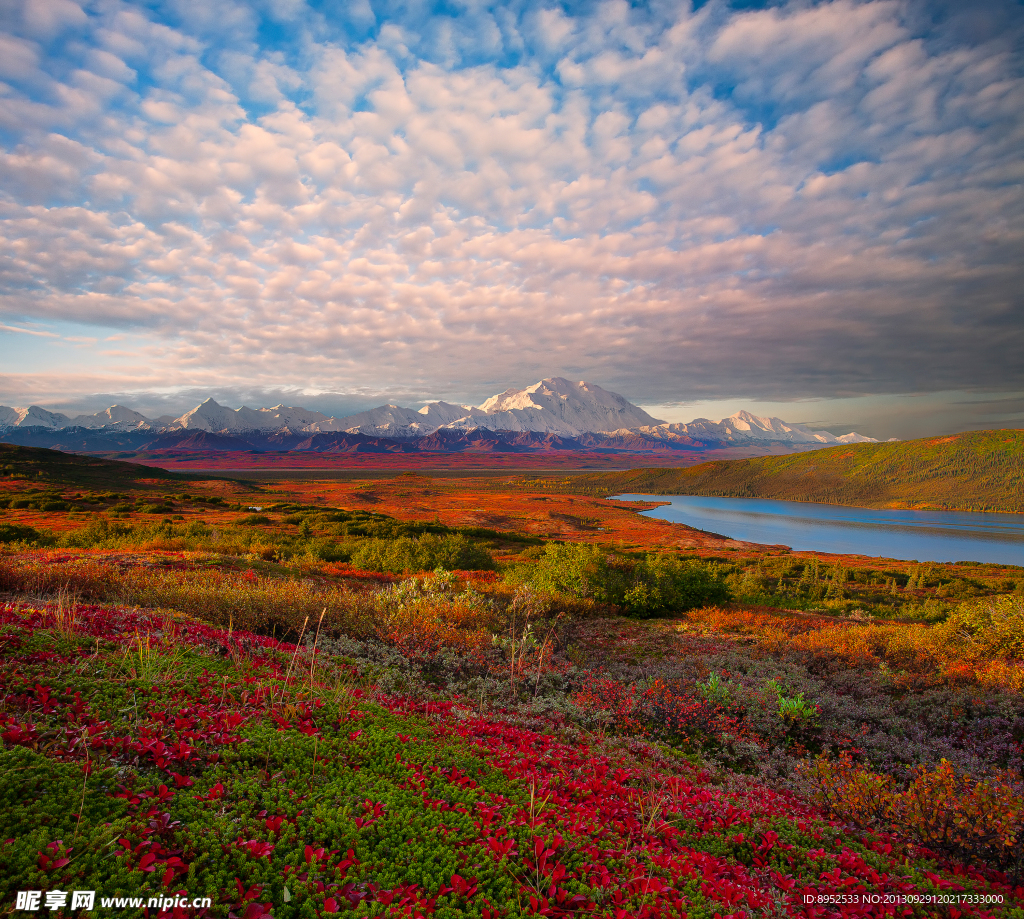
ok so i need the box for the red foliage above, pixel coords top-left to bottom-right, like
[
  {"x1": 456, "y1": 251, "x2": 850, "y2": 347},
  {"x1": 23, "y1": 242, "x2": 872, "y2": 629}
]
[{"x1": 2, "y1": 595, "x2": 1019, "y2": 916}]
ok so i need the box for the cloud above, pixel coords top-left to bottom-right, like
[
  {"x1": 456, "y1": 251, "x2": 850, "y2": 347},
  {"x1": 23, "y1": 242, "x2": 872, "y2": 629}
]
[
  {"x1": 0, "y1": 323, "x2": 58, "y2": 337},
  {"x1": 20, "y1": 0, "x2": 88, "y2": 40},
  {"x1": 0, "y1": 0, "x2": 1021, "y2": 426}
]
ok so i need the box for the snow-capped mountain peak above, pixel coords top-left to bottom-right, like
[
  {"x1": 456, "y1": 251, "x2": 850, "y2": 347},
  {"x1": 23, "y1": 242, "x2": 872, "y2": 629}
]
[
  {"x1": 254, "y1": 405, "x2": 343, "y2": 432},
  {"x1": 721, "y1": 411, "x2": 875, "y2": 444},
  {"x1": 0, "y1": 380, "x2": 879, "y2": 446},
  {"x1": 473, "y1": 377, "x2": 664, "y2": 435},
  {"x1": 722, "y1": 411, "x2": 816, "y2": 440},
  {"x1": 71, "y1": 405, "x2": 154, "y2": 430},
  {"x1": 171, "y1": 398, "x2": 241, "y2": 432},
  {"x1": 725, "y1": 410, "x2": 792, "y2": 434},
  {"x1": 625, "y1": 410, "x2": 876, "y2": 447},
  {"x1": 0, "y1": 405, "x2": 73, "y2": 429}
]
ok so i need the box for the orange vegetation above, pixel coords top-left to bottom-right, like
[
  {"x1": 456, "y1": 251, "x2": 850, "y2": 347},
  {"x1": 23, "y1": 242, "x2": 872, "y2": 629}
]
[{"x1": 257, "y1": 474, "x2": 771, "y2": 554}]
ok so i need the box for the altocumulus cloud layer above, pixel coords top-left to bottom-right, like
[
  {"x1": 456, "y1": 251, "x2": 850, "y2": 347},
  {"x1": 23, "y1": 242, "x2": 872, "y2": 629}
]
[{"x1": 0, "y1": 0, "x2": 1022, "y2": 411}]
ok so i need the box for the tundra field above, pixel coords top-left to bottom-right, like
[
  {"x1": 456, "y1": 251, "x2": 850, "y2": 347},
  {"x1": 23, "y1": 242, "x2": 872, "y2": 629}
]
[{"x1": 1, "y1": 446, "x2": 1022, "y2": 918}]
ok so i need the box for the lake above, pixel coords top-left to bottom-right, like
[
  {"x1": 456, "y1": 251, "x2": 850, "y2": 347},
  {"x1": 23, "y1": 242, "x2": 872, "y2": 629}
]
[{"x1": 613, "y1": 494, "x2": 1024, "y2": 565}]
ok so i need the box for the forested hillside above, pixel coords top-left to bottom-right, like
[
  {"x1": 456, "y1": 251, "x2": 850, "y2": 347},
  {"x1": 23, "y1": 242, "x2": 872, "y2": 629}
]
[{"x1": 564, "y1": 429, "x2": 1024, "y2": 513}]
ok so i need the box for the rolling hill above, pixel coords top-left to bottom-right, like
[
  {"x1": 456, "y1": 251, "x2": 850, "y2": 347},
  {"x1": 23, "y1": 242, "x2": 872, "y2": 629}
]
[
  {"x1": 565, "y1": 429, "x2": 1024, "y2": 513},
  {"x1": 0, "y1": 443, "x2": 197, "y2": 490}
]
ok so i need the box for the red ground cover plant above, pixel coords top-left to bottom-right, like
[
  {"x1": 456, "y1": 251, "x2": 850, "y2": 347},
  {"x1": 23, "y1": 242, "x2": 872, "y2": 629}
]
[
  {"x1": 1, "y1": 595, "x2": 1021, "y2": 918},
  {"x1": 320, "y1": 563, "x2": 400, "y2": 584}
]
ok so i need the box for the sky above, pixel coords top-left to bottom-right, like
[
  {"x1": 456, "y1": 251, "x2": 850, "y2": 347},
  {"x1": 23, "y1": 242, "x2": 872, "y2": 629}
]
[{"x1": 0, "y1": 0, "x2": 1022, "y2": 441}]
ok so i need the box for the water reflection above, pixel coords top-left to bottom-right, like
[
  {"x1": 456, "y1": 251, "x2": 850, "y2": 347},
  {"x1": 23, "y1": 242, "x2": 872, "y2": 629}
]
[{"x1": 613, "y1": 495, "x2": 1024, "y2": 565}]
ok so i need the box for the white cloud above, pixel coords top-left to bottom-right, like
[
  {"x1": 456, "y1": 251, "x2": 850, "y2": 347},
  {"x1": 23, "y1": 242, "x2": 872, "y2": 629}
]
[
  {"x1": 0, "y1": 322, "x2": 58, "y2": 337},
  {"x1": 20, "y1": 0, "x2": 87, "y2": 40},
  {"x1": 85, "y1": 48, "x2": 137, "y2": 83},
  {"x1": 0, "y1": 0, "x2": 1020, "y2": 412},
  {"x1": 0, "y1": 34, "x2": 41, "y2": 81}
]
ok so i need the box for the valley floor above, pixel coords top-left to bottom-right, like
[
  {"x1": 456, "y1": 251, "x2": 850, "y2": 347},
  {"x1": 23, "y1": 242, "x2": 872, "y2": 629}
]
[{"x1": 1, "y1": 462, "x2": 1022, "y2": 917}]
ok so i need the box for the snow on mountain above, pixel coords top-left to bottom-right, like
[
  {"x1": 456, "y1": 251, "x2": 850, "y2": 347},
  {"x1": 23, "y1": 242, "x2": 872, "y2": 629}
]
[
  {"x1": 70, "y1": 405, "x2": 154, "y2": 430},
  {"x1": 254, "y1": 405, "x2": 346, "y2": 433},
  {"x1": 718, "y1": 410, "x2": 876, "y2": 444},
  {"x1": 719, "y1": 410, "x2": 838, "y2": 444},
  {"x1": 170, "y1": 398, "x2": 248, "y2": 432},
  {"x1": 328, "y1": 378, "x2": 658, "y2": 438},
  {"x1": 420, "y1": 401, "x2": 490, "y2": 426},
  {"x1": 332, "y1": 404, "x2": 430, "y2": 438},
  {"x1": 0, "y1": 382, "x2": 879, "y2": 445},
  {"x1": 0, "y1": 405, "x2": 72, "y2": 429},
  {"x1": 724, "y1": 410, "x2": 811, "y2": 440},
  {"x1": 472, "y1": 377, "x2": 664, "y2": 435},
  {"x1": 330, "y1": 401, "x2": 484, "y2": 438},
  {"x1": 0, "y1": 403, "x2": 152, "y2": 430},
  {"x1": 176, "y1": 399, "x2": 348, "y2": 433},
  {"x1": 627, "y1": 410, "x2": 877, "y2": 446},
  {"x1": 168, "y1": 398, "x2": 305, "y2": 433}
]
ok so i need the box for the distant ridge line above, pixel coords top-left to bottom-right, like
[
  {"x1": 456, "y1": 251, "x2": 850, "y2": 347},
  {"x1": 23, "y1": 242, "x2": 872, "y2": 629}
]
[{"x1": 0, "y1": 378, "x2": 878, "y2": 455}]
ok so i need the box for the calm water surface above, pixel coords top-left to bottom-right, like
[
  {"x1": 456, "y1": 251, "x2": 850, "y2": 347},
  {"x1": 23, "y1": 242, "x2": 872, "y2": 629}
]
[{"x1": 613, "y1": 495, "x2": 1024, "y2": 565}]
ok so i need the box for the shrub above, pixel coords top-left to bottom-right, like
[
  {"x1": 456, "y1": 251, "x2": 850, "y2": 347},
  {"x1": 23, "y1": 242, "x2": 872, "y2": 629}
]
[
  {"x1": 625, "y1": 553, "x2": 730, "y2": 616},
  {"x1": 0, "y1": 524, "x2": 41, "y2": 545},
  {"x1": 237, "y1": 514, "x2": 272, "y2": 526},
  {"x1": 785, "y1": 624, "x2": 881, "y2": 673},
  {"x1": 940, "y1": 594, "x2": 1024, "y2": 660},
  {"x1": 295, "y1": 537, "x2": 354, "y2": 563},
  {"x1": 529, "y1": 543, "x2": 610, "y2": 599},
  {"x1": 374, "y1": 570, "x2": 497, "y2": 660},
  {"x1": 350, "y1": 534, "x2": 493, "y2": 574},
  {"x1": 0, "y1": 554, "x2": 368, "y2": 638},
  {"x1": 56, "y1": 517, "x2": 138, "y2": 548},
  {"x1": 696, "y1": 671, "x2": 734, "y2": 705},
  {"x1": 120, "y1": 568, "x2": 368, "y2": 637},
  {"x1": 682, "y1": 605, "x2": 827, "y2": 637},
  {"x1": 529, "y1": 545, "x2": 728, "y2": 616},
  {"x1": 765, "y1": 678, "x2": 819, "y2": 728},
  {"x1": 0, "y1": 554, "x2": 112, "y2": 597},
  {"x1": 803, "y1": 753, "x2": 1024, "y2": 880},
  {"x1": 637, "y1": 679, "x2": 745, "y2": 746}
]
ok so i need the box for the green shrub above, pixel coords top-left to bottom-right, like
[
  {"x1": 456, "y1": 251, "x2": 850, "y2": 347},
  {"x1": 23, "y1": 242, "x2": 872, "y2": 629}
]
[
  {"x1": 767, "y1": 678, "x2": 819, "y2": 726},
  {"x1": 297, "y1": 537, "x2": 354, "y2": 563},
  {"x1": 56, "y1": 517, "x2": 134, "y2": 547},
  {"x1": 697, "y1": 671, "x2": 734, "y2": 704},
  {"x1": 624, "y1": 553, "x2": 730, "y2": 616},
  {"x1": 350, "y1": 534, "x2": 493, "y2": 573},
  {"x1": 941, "y1": 594, "x2": 1024, "y2": 660},
  {"x1": 0, "y1": 524, "x2": 41, "y2": 544},
  {"x1": 529, "y1": 545, "x2": 728, "y2": 616},
  {"x1": 529, "y1": 543, "x2": 610, "y2": 599}
]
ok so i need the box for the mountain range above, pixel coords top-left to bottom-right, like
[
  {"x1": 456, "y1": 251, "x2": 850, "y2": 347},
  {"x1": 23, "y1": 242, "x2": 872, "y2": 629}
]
[{"x1": 0, "y1": 377, "x2": 879, "y2": 455}]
